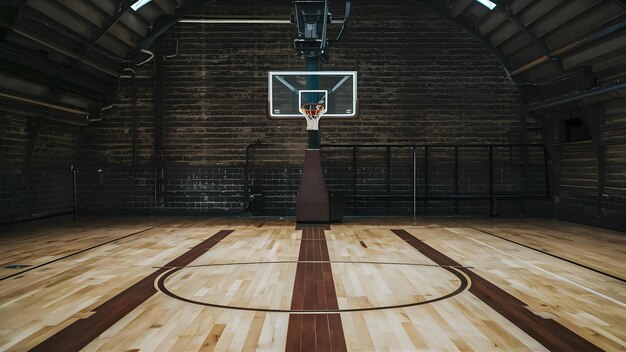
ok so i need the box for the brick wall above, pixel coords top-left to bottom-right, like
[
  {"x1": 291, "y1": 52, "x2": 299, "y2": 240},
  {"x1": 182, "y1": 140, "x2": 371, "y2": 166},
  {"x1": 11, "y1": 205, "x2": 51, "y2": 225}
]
[
  {"x1": 554, "y1": 98, "x2": 626, "y2": 230},
  {"x1": 602, "y1": 98, "x2": 626, "y2": 227},
  {"x1": 74, "y1": 1, "x2": 536, "y2": 216},
  {"x1": 2, "y1": 2, "x2": 622, "y2": 227},
  {"x1": 0, "y1": 114, "x2": 77, "y2": 223}
]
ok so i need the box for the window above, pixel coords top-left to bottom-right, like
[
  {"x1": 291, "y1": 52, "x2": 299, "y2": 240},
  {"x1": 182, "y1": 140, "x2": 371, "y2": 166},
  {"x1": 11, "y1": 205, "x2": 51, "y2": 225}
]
[
  {"x1": 131, "y1": 0, "x2": 152, "y2": 11},
  {"x1": 563, "y1": 118, "x2": 591, "y2": 143},
  {"x1": 475, "y1": 0, "x2": 497, "y2": 10}
]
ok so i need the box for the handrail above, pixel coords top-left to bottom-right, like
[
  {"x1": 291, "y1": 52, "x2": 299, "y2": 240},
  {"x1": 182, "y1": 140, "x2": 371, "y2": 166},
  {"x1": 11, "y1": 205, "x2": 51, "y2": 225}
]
[
  {"x1": 321, "y1": 143, "x2": 546, "y2": 148},
  {"x1": 244, "y1": 142, "x2": 551, "y2": 217},
  {"x1": 320, "y1": 143, "x2": 550, "y2": 217}
]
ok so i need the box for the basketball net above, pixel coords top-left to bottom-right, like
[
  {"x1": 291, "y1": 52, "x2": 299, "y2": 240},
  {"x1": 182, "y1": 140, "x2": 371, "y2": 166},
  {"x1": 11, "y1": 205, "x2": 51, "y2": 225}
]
[{"x1": 300, "y1": 103, "x2": 325, "y2": 130}]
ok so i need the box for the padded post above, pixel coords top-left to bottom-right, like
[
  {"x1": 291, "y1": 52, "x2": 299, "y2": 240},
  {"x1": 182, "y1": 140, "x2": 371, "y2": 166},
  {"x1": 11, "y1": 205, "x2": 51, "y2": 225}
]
[{"x1": 296, "y1": 149, "x2": 330, "y2": 222}]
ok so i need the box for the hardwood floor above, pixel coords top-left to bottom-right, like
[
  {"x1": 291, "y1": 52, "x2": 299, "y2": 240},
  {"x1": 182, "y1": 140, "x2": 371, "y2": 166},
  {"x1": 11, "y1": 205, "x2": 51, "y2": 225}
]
[{"x1": 0, "y1": 216, "x2": 624, "y2": 351}]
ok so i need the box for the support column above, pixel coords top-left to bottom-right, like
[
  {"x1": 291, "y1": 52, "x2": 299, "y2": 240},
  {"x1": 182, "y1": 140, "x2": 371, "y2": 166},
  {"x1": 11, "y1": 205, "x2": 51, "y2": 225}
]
[
  {"x1": 306, "y1": 56, "x2": 321, "y2": 149},
  {"x1": 23, "y1": 117, "x2": 41, "y2": 219},
  {"x1": 153, "y1": 38, "x2": 165, "y2": 208},
  {"x1": 582, "y1": 104, "x2": 606, "y2": 218},
  {"x1": 296, "y1": 150, "x2": 330, "y2": 222},
  {"x1": 296, "y1": 55, "x2": 329, "y2": 222}
]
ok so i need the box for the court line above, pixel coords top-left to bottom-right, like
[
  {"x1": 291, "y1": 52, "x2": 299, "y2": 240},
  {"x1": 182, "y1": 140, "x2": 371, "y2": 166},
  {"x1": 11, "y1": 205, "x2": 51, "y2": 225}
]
[
  {"x1": 156, "y1": 266, "x2": 468, "y2": 313},
  {"x1": 0, "y1": 226, "x2": 156, "y2": 281},
  {"x1": 154, "y1": 260, "x2": 473, "y2": 269},
  {"x1": 471, "y1": 227, "x2": 626, "y2": 283},
  {"x1": 392, "y1": 229, "x2": 602, "y2": 352},
  {"x1": 29, "y1": 229, "x2": 233, "y2": 352},
  {"x1": 467, "y1": 235, "x2": 626, "y2": 308},
  {"x1": 286, "y1": 226, "x2": 346, "y2": 352}
]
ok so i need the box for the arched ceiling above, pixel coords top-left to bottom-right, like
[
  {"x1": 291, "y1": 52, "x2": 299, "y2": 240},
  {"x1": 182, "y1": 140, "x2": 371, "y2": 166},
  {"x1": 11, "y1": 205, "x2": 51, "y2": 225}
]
[{"x1": 1, "y1": 0, "x2": 625, "y2": 123}]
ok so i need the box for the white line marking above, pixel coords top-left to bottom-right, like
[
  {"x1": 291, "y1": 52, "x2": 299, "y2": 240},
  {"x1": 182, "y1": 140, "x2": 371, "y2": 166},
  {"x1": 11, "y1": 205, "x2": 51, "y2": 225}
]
[{"x1": 467, "y1": 236, "x2": 626, "y2": 308}]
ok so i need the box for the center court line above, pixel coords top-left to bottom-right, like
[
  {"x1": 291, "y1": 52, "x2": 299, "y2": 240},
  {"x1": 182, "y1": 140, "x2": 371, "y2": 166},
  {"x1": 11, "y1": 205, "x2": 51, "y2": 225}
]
[
  {"x1": 154, "y1": 260, "x2": 473, "y2": 269},
  {"x1": 466, "y1": 235, "x2": 626, "y2": 308},
  {"x1": 286, "y1": 226, "x2": 347, "y2": 352}
]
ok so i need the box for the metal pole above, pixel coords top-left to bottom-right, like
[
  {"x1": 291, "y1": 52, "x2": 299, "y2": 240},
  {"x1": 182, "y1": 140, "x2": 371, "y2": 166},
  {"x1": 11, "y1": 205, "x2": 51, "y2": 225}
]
[
  {"x1": 386, "y1": 146, "x2": 391, "y2": 213},
  {"x1": 489, "y1": 146, "x2": 495, "y2": 216},
  {"x1": 353, "y1": 146, "x2": 357, "y2": 215},
  {"x1": 154, "y1": 167, "x2": 157, "y2": 209},
  {"x1": 520, "y1": 98, "x2": 528, "y2": 216},
  {"x1": 154, "y1": 38, "x2": 165, "y2": 209},
  {"x1": 412, "y1": 146, "x2": 416, "y2": 220},
  {"x1": 72, "y1": 165, "x2": 77, "y2": 222},
  {"x1": 525, "y1": 80, "x2": 626, "y2": 111},
  {"x1": 306, "y1": 56, "x2": 321, "y2": 149},
  {"x1": 454, "y1": 146, "x2": 459, "y2": 215},
  {"x1": 543, "y1": 146, "x2": 551, "y2": 198},
  {"x1": 522, "y1": 144, "x2": 529, "y2": 215},
  {"x1": 424, "y1": 146, "x2": 428, "y2": 216},
  {"x1": 131, "y1": 69, "x2": 137, "y2": 178}
]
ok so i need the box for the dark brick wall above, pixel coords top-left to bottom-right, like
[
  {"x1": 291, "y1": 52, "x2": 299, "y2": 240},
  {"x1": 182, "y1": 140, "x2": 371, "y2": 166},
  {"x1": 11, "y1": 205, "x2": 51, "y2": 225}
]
[
  {"x1": 1, "y1": 2, "x2": 622, "y2": 228},
  {"x1": 0, "y1": 114, "x2": 77, "y2": 223},
  {"x1": 554, "y1": 98, "x2": 626, "y2": 230},
  {"x1": 74, "y1": 1, "x2": 535, "y2": 216},
  {"x1": 602, "y1": 99, "x2": 626, "y2": 227}
]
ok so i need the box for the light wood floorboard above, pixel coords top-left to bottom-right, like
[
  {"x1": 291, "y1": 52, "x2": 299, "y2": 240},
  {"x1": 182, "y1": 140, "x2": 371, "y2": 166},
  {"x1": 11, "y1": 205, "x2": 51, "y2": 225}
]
[{"x1": 0, "y1": 216, "x2": 623, "y2": 351}]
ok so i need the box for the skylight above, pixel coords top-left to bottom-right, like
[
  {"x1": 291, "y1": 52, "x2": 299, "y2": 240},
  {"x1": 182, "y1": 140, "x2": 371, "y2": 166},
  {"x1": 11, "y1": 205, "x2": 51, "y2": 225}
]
[
  {"x1": 475, "y1": 0, "x2": 496, "y2": 10},
  {"x1": 131, "y1": 0, "x2": 152, "y2": 11}
]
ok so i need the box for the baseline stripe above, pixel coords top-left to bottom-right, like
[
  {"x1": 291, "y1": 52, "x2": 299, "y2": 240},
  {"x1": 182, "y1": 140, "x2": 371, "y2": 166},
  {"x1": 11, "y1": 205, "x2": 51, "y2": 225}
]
[
  {"x1": 29, "y1": 229, "x2": 233, "y2": 352},
  {"x1": 1, "y1": 227, "x2": 156, "y2": 281},
  {"x1": 472, "y1": 227, "x2": 626, "y2": 283},
  {"x1": 392, "y1": 229, "x2": 602, "y2": 352},
  {"x1": 286, "y1": 227, "x2": 347, "y2": 352}
]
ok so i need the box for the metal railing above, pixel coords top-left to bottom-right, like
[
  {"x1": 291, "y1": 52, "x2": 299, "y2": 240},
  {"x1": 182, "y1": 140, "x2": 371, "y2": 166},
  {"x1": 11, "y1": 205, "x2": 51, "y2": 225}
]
[{"x1": 320, "y1": 143, "x2": 550, "y2": 217}]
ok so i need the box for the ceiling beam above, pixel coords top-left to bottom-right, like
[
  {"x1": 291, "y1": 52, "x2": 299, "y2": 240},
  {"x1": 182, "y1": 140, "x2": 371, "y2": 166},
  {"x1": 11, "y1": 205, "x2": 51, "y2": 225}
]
[
  {"x1": 19, "y1": 7, "x2": 128, "y2": 65},
  {"x1": 137, "y1": 0, "x2": 212, "y2": 50},
  {"x1": 10, "y1": 20, "x2": 120, "y2": 77},
  {"x1": 525, "y1": 79, "x2": 626, "y2": 111},
  {"x1": 490, "y1": 0, "x2": 555, "y2": 59},
  {"x1": 0, "y1": 43, "x2": 113, "y2": 102},
  {"x1": 51, "y1": 0, "x2": 137, "y2": 62},
  {"x1": 0, "y1": 100, "x2": 90, "y2": 126},
  {"x1": 0, "y1": 0, "x2": 28, "y2": 40},
  {"x1": 511, "y1": 18, "x2": 626, "y2": 76},
  {"x1": 86, "y1": 0, "x2": 137, "y2": 49},
  {"x1": 0, "y1": 87, "x2": 90, "y2": 117},
  {"x1": 417, "y1": 0, "x2": 520, "y2": 82},
  {"x1": 450, "y1": 0, "x2": 473, "y2": 18}
]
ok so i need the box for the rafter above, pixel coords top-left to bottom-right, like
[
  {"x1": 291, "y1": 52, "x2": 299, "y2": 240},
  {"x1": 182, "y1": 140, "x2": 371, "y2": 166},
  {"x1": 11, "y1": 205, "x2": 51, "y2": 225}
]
[
  {"x1": 88, "y1": 0, "x2": 136, "y2": 45},
  {"x1": 490, "y1": 1, "x2": 555, "y2": 58},
  {"x1": 0, "y1": 0, "x2": 28, "y2": 40},
  {"x1": 511, "y1": 18, "x2": 626, "y2": 76},
  {"x1": 417, "y1": 0, "x2": 521, "y2": 83},
  {"x1": 138, "y1": 0, "x2": 211, "y2": 49},
  {"x1": 0, "y1": 43, "x2": 113, "y2": 102},
  {"x1": 450, "y1": 0, "x2": 473, "y2": 18}
]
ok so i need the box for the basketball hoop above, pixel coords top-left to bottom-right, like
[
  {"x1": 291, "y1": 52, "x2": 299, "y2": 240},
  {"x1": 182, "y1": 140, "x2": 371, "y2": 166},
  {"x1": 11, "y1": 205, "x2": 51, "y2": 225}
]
[{"x1": 300, "y1": 103, "x2": 326, "y2": 130}]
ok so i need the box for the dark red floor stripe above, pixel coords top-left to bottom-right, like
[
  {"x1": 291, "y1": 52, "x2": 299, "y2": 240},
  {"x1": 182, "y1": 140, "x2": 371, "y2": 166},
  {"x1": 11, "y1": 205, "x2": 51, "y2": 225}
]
[
  {"x1": 392, "y1": 229, "x2": 602, "y2": 352},
  {"x1": 30, "y1": 229, "x2": 233, "y2": 352},
  {"x1": 286, "y1": 227, "x2": 347, "y2": 352}
]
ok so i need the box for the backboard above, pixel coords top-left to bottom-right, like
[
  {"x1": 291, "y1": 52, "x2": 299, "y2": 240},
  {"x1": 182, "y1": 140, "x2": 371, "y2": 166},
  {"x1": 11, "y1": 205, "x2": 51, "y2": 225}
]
[{"x1": 268, "y1": 71, "x2": 357, "y2": 119}]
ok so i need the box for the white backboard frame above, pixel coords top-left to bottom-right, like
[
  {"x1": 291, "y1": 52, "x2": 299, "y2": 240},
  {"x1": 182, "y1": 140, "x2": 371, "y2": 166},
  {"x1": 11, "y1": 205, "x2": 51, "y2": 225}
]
[{"x1": 268, "y1": 71, "x2": 357, "y2": 119}]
